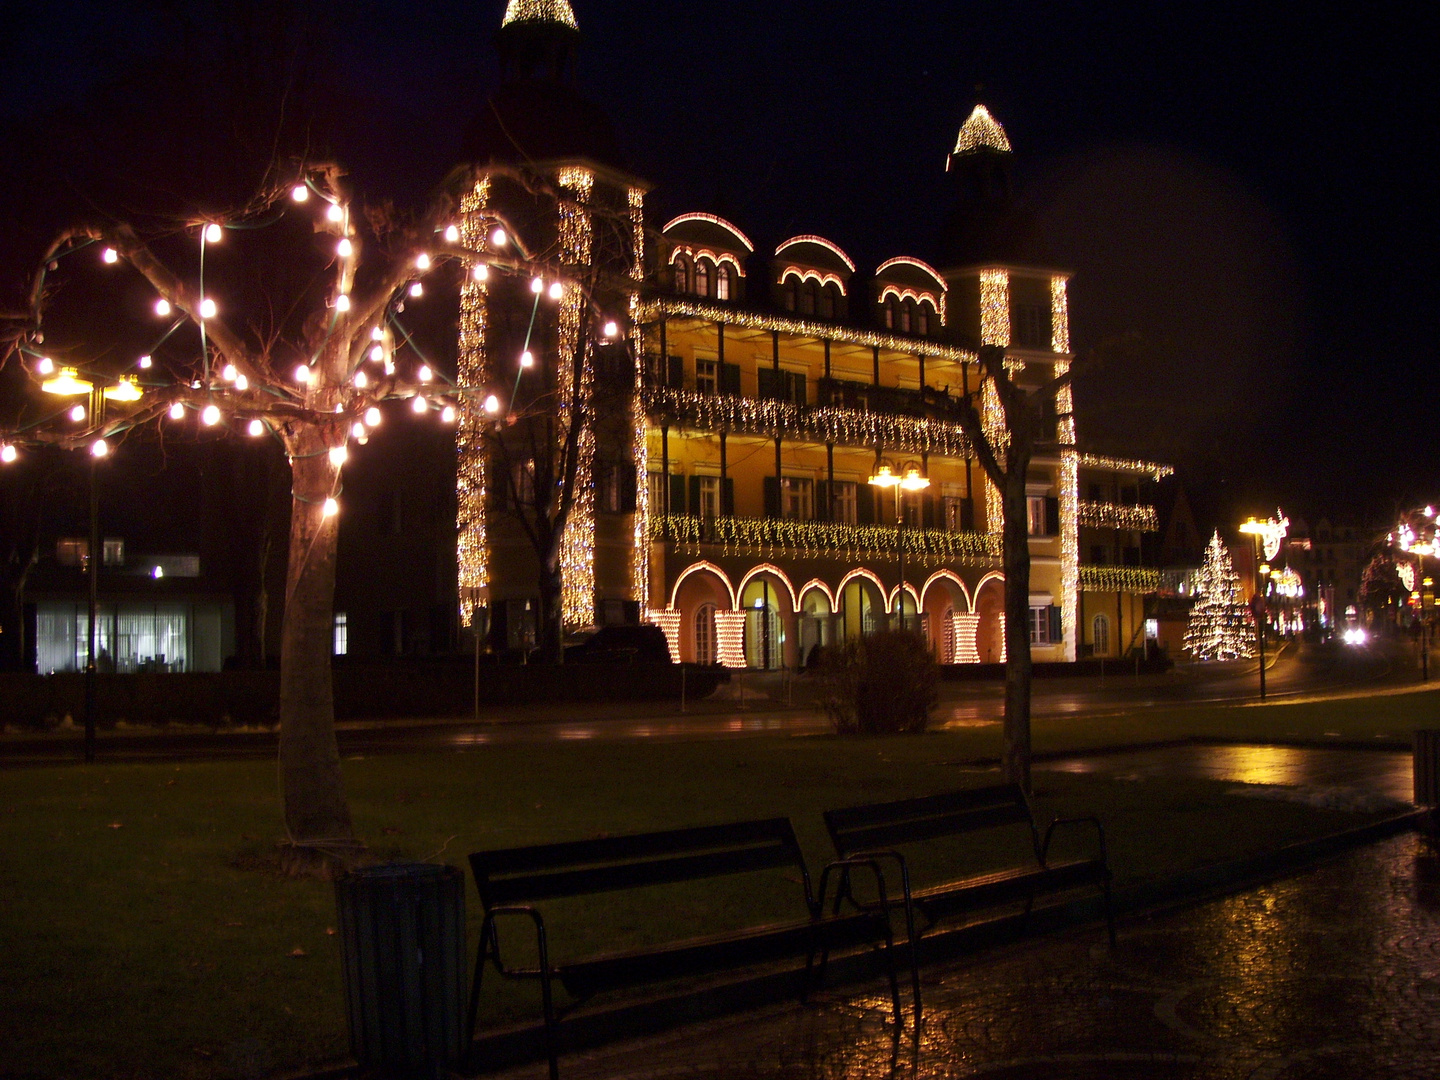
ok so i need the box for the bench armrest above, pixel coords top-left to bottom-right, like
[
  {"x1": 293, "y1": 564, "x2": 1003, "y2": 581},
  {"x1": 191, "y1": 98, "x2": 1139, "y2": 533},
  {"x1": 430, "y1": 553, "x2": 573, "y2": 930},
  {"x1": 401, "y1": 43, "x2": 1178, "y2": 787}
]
[
  {"x1": 816, "y1": 855, "x2": 897, "y2": 919},
  {"x1": 1041, "y1": 815, "x2": 1109, "y2": 868},
  {"x1": 480, "y1": 904, "x2": 550, "y2": 977}
]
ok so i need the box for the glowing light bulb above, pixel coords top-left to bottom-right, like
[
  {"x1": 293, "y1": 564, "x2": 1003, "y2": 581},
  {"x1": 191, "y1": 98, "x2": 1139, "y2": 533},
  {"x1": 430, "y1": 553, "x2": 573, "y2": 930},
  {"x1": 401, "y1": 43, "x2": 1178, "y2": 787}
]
[
  {"x1": 168, "y1": 402, "x2": 185, "y2": 420},
  {"x1": 327, "y1": 203, "x2": 344, "y2": 223},
  {"x1": 530, "y1": 277, "x2": 544, "y2": 294},
  {"x1": 351, "y1": 422, "x2": 366, "y2": 439},
  {"x1": 483, "y1": 394, "x2": 500, "y2": 415},
  {"x1": 364, "y1": 406, "x2": 381, "y2": 427},
  {"x1": 368, "y1": 345, "x2": 383, "y2": 363},
  {"x1": 443, "y1": 223, "x2": 461, "y2": 244},
  {"x1": 409, "y1": 282, "x2": 423, "y2": 298},
  {"x1": 222, "y1": 364, "x2": 237, "y2": 382},
  {"x1": 548, "y1": 281, "x2": 563, "y2": 300},
  {"x1": 411, "y1": 395, "x2": 428, "y2": 414},
  {"x1": 322, "y1": 498, "x2": 339, "y2": 518},
  {"x1": 520, "y1": 350, "x2": 534, "y2": 368},
  {"x1": 204, "y1": 223, "x2": 222, "y2": 243},
  {"x1": 247, "y1": 419, "x2": 264, "y2": 436},
  {"x1": 335, "y1": 293, "x2": 351, "y2": 312},
  {"x1": 328, "y1": 445, "x2": 348, "y2": 466},
  {"x1": 371, "y1": 327, "x2": 385, "y2": 343},
  {"x1": 354, "y1": 370, "x2": 368, "y2": 389},
  {"x1": 417, "y1": 365, "x2": 432, "y2": 382},
  {"x1": 234, "y1": 374, "x2": 248, "y2": 391},
  {"x1": 337, "y1": 238, "x2": 353, "y2": 258},
  {"x1": 199, "y1": 297, "x2": 217, "y2": 319},
  {"x1": 37, "y1": 357, "x2": 54, "y2": 375},
  {"x1": 201, "y1": 404, "x2": 220, "y2": 426},
  {"x1": 603, "y1": 320, "x2": 618, "y2": 339},
  {"x1": 490, "y1": 226, "x2": 507, "y2": 247},
  {"x1": 441, "y1": 405, "x2": 455, "y2": 423},
  {"x1": 291, "y1": 184, "x2": 309, "y2": 202},
  {"x1": 295, "y1": 365, "x2": 311, "y2": 384},
  {"x1": 415, "y1": 253, "x2": 431, "y2": 271},
  {"x1": 91, "y1": 438, "x2": 108, "y2": 458},
  {"x1": 69, "y1": 404, "x2": 85, "y2": 422},
  {"x1": 155, "y1": 299, "x2": 172, "y2": 317},
  {"x1": 472, "y1": 264, "x2": 488, "y2": 282},
  {"x1": 138, "y1": 355, "x2": 152, "y2": 369},
  {"x1": 102, "y1": 248, "x2": 118, "y2": 264},
  {"x1": 0, "y1": 445, "x2": 15, "y2": 463}
]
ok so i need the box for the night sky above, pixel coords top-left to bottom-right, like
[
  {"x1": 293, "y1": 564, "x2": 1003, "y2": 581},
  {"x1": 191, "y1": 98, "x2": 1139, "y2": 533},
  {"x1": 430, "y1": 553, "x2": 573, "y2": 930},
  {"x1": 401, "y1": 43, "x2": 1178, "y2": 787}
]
[{"x1": 3, "y1": 1, "x2": 1434, "y2": 528}]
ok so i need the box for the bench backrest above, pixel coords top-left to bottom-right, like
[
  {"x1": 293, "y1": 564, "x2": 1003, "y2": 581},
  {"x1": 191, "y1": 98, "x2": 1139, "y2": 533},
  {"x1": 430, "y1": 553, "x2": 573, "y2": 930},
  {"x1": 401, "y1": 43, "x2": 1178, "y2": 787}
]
[
  {"x1": 469, "y1": 817, "x2": 812, "y2": 910},
  {"x1": 824, "y1": 784, "x2": 1039, "y2": 859}
]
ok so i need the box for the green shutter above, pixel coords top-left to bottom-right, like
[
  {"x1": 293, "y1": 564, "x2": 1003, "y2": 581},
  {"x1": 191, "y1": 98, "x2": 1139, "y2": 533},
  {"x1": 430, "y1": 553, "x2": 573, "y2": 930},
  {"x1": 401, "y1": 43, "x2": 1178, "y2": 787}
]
[
  {"x1": 1048, "y1": 606, "x2": 1062, "y2": 643},
  {"x1": 763, "y1": 476, "x2": 780, "y2": 518},
  {"x1": 688, "y1": 475, "x2": 701, "y2": 517},
  {"x1": 668, "y1": 473, "x2": 686, "y2": 516},
  {"x1": 667, "y1": 355, "x2": 684, "y2": 388},
  {"x1": 1045, "y1": 496, "x2": 1060, "y2": 536},
  {"x1": 757, "y1": 367, "x2": 778, "y2": 400},
  {"x1": 790, "y1": 372, "x2": 807, "y2": 406},
  {"x1": 721, "y1": 362, "x2": 741, "y2": 395},
  {"x1": 722, "y1": 477, "x2": 735, "y2": 516},
  {"x1": 857, "y1": 483, "x2": 875, "y2": 525}
]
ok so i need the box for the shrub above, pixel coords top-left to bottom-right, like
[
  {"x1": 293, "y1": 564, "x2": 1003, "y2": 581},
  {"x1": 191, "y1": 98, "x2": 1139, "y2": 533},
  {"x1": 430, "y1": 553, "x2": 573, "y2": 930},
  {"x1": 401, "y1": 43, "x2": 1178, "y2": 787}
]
[{"x1": 817, "y1": 630, "x2": 938, "y2": 734}]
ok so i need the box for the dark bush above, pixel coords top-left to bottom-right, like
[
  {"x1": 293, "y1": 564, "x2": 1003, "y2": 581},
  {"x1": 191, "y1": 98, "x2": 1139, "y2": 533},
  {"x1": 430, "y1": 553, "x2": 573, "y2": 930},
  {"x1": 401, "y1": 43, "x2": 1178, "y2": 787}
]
[{"x1": 817, "y1": 630, "x2": 937, "y2": 734}]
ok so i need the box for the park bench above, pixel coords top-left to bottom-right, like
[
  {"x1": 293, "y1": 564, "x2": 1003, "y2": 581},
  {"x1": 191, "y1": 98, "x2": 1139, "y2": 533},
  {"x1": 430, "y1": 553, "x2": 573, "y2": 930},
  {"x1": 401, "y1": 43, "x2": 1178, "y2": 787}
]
[
  {"x1": 466, "y1": 817, "x2": 903, "y2": 1079},
  {"x1": 824, "y1": 783, "x2": 1115, "y2": 1016}
]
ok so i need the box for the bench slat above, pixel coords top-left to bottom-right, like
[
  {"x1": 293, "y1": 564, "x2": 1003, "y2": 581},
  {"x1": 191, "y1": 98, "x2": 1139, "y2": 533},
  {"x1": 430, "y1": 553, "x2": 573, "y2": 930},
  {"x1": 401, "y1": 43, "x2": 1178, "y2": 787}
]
[
  {"x1": 910, "y1": 857, "x2": 1105, "y2": 918},
  {"x1": 825, "y1": 785, "x2": 1026, "y2": 837},
  {"x1": 484, "y1": 842, "x2": 801, "y2": 905},
  {"x1": 830, "y1": 802, "x2": 1031, "y2": 855}
]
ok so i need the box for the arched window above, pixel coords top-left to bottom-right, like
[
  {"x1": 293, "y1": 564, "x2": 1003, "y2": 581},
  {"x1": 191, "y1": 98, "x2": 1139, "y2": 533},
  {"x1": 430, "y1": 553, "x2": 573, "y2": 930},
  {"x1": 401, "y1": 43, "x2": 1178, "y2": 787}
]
[
  {"x1": 716, "y1": 264, "x2": 731, "y2": 301},
  {"x1": 673, "y1": 257, "x2": 689, "y2": 294},
  {"x1": 899, "y1": 300, "x2": 912, "y2": 333},
  {"x1": 799, "y1": 281, "x2": 816, "y2": 315},
  {"x1": 695, "y1": 603, "x2": 717, "y2": 665},
  {"x1": 917, "y1": 303, "x2": 931, "y2": 336},
  {"x1": 784, "y1": 279, "x2": 798, "y2": 311},
  {"x1": 694, "y1": 259, "x2": 711, "y2": 297},
  {"x1": 1092, "y1": 614, "x2": 1110, "y2": 657},
  {"x1": 820, "y1": 284, "x2": 834, "y2": 318},
  {"x1": 883, "y1": 296, "x2": 896, "y2": 329}
]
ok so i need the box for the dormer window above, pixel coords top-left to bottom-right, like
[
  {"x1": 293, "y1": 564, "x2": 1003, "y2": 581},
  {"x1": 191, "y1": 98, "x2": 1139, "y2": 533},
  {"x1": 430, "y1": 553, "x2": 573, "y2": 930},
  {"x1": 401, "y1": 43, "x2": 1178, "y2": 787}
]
[
  {"x1": 716, "y1": 264, "x2": 731, "y2": 301},
  {"x1": 799, "y1": 281, "x2": 816, "y2": 315},
  {"x1": 883, "y1": 297, "x2": 896, "y2": 329},
  {"x1": 673, "y1": 256, "x2": 689, "y2": 294},
  {"x1": 820, "y1": 284, "x2": 834, "y2": 319},
  {"x1": 899, "y1": 301, "x2": 912, "y2": 333},
  {"x1": 785, "y1": 280, "x2": 797, "y2": 312},
  {"x1": 695, "y1": 259, "x2": 711, "y2": 298},
  {"x1": 917, "y1": 304, "x2": 931, "y2": 336}
]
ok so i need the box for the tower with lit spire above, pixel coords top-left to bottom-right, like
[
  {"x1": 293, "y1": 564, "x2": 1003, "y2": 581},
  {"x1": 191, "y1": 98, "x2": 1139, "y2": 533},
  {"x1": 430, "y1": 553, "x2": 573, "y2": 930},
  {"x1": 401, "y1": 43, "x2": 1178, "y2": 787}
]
[{"x1": 455, "y1": 0, "x2": 649, "y2": 651}]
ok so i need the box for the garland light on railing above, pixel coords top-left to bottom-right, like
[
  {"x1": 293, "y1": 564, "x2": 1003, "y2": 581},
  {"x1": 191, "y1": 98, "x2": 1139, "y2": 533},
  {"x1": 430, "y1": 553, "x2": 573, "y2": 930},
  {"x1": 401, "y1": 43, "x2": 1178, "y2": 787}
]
[
  {"x1": 1079, "y1": 566, "x2": 1163, "y2": 593},
  {"x1": 1077, "y1": 501, "x2": 1160, "y2": 532},
  {"x1": 652, "y1": 513, "x2": 996, "y2": 563}
]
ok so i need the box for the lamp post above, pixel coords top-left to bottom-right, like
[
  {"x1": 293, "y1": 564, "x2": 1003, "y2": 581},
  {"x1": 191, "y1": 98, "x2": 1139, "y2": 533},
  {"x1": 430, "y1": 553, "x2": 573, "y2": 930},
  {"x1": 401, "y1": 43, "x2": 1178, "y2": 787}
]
[
  {"x1": 869, "y1": 461, "x2": 929, "y2": 633},
  {"x1": 1239, "y1": 517, "x2": 1271, "y2": 701},
  {"x1": 1395, "y1": 506, "x2": 1437, "y2": 682}
]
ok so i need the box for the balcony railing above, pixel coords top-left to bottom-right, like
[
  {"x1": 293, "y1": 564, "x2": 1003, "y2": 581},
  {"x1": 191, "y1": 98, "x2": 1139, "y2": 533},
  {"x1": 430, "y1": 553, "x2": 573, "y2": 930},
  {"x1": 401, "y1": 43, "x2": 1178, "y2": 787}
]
[
  {"x1": 643, "y1": 384, "x2": 975, "y2": 457},
  {"x1": 1077, "y1": 501, "x2": 1159, "y2": 532},
  {"x1": 1079, "y1": 565, "x2": 1162, "y2": 593},
  {"x1": 652, "y1": 513, "x2": 997, "y2": 563}
]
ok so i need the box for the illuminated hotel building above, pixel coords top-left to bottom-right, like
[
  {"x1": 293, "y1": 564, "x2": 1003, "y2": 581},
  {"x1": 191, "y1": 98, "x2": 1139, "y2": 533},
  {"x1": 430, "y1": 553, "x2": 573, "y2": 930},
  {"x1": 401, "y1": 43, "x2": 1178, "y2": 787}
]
[{"x1": 451, "y1": 0, "x2": 1169, "y2": 665}]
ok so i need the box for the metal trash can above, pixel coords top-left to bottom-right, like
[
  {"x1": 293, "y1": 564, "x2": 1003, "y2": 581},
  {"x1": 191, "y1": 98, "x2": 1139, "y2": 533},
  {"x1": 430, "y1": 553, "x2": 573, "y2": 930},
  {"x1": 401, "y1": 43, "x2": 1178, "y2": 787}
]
[
  {"x1": 1415, "y1": 730, "x2": 1440, "y2": 808},
  {"x1": 335, "y1": 863, "x2": 467, "y2": 1079}
]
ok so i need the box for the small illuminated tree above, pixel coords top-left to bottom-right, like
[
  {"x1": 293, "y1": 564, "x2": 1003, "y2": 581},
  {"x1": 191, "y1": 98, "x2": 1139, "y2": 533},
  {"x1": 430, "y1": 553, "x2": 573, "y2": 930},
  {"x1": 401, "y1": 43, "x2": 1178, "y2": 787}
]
[
  {"x1": 0, "y1": 165, "x2": 521, "y2": 875},
  {"x1": 1184, "y1": 531, "x2": 1256, "y2": 661}
]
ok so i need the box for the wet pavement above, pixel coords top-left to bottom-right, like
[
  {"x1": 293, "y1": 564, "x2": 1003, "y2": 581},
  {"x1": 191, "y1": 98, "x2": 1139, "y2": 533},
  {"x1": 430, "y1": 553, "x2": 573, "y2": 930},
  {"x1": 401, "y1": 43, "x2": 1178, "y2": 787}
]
[
  {"x1": 1039, "y1": 743, "x2": 1415, "y2": 804},
  {"x1": 508, "y1": 831, "x2": 1440, "y2": 1079}
]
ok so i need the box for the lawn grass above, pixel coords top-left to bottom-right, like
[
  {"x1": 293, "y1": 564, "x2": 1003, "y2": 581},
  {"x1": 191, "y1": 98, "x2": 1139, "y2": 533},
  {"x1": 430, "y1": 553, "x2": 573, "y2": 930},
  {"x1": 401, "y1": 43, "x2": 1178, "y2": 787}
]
[{"x1": 0, "y1": 691, "x2": 1428, "y2": 1080}]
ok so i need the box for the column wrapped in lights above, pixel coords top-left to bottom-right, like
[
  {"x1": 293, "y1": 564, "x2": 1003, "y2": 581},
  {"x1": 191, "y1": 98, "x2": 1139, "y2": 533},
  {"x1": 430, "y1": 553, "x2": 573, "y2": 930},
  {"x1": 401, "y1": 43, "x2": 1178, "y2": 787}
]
[
  {"x1": 645, "y1": 608, "x2": 680, "y2": 661},
  {"x1": 1052, "y1": 275, "x2": 1078, "y2": 660},
  {"x1": 455, "y1": 177, "x2": 492, "y2": 625},
  {"x1": 979, "y1": 269, "x2": 1010, "y2": 540},
  {"x1": 556, "y1": 166, "x2": 596, "y2": 627},
  {"x1": 714, "y1": 610, "x2": 748, "y2": 669},
  {"x1": 629, "y1": 185, "x2": 651, "y2": 611}
]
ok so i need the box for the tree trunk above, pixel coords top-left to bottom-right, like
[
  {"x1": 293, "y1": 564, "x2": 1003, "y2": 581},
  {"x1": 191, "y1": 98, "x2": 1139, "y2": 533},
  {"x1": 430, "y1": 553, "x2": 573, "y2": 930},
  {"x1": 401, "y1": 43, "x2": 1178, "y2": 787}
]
[
  {"x1": 537, "y1": 554, "x2": 564, "y2": 664},
  {"x1": 277, "y1": 425, "x2": 357, "y2": 877},
  {"x1": 1001, "y1": 440, "x2": 1035, "y2": 793}
]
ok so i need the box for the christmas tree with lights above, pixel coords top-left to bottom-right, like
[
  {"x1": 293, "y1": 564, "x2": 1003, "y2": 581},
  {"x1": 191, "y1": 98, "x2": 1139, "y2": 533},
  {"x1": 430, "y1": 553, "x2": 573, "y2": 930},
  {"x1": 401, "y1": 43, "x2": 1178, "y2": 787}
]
[{"x1": 1184, "y1": 531, "x2": 1256, "y2": 660}]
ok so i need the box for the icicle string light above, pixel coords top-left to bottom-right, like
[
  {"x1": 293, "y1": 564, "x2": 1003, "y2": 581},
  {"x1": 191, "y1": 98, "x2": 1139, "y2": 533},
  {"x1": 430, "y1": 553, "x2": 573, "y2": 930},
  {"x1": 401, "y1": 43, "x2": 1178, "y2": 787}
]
[
  {"x1": 556, "y1": 167, "x2": 596, "y2": 627},
  {"x1": 979, "y1": 269, "x2": 1010, "y2": 347},
  {"x1": 501, "y1": 0, "x2": 577, "y2": 29},
  {"x1": 953, "y1": 105, "x2": 1012, "y2": 155},
  {"x1": 1079, "y1": 566, "x2": 1163, "y2": 593},
  {"x1": 455, "y1": 177, "x2": 492, "y2": 622},
  {"x1": 651, "y1": 513, "x2": 995, "y2": 563},
  {"x1": 1078, "y1": 453, "x2": 1174, "y2": 481},
  {"x1": 1055, "y1": 354, "x2": 1079, "y2": 659},
  {"x1": 645, "y1": 385, "x2": 976, "y2": 458},
  {"x1": 1077, "y1": 501, "x2": 1159, "y2": 531}
]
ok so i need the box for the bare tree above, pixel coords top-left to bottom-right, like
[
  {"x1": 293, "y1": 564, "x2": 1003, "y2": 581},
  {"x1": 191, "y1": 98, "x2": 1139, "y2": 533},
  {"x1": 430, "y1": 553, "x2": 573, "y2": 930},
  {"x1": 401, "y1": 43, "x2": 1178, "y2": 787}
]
[{"x1": 0, "y1": 164, "x2": 516, "y2": 875}]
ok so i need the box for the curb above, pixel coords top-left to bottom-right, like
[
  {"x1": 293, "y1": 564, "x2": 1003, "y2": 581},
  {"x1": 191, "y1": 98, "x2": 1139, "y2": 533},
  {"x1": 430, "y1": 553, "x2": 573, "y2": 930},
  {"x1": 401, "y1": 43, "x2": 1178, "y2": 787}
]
[{"x1": 360, "y1": 806, "x2": 1421, "y2": 1078}]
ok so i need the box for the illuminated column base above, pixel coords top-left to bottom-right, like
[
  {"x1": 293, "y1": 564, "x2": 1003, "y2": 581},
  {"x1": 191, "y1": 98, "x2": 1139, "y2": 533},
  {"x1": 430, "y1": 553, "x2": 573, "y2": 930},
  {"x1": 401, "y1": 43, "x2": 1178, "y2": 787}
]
[
  {"x1": 715, "y1": 610, "x2": 748, "y2": 669},
  {"x1": 952, "y1": 613, "x2": 980, "y2": 664},
  {"x1": 646, "y1": 608, "x2": 682, "y2": 663}
]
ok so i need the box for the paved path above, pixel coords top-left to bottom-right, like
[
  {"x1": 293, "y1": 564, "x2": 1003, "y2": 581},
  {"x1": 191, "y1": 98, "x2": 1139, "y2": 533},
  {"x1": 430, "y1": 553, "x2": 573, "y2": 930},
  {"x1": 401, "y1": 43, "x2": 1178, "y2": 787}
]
[{"x1": 510, "y1": 831, "x2": 1440, "y2": 1079}]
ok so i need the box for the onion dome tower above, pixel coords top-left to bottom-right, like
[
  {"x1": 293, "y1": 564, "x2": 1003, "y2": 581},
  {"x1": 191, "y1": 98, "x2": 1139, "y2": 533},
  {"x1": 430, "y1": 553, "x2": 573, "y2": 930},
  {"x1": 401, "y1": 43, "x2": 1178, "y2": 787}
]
[{"x1": 455, "y1": 2, "x2": 650, "y2": 652}]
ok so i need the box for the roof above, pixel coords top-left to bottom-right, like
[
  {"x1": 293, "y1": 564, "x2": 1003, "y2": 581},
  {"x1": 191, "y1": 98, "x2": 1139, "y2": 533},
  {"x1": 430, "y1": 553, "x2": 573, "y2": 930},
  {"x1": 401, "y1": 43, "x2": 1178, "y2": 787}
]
[
  {"x1": 662, "y1": 213, "x2": 754, "y2": 254},
  {"x1": 953, "y1": 104, "x2": 1012, "y2": 155},
  {"x1": 501, "y1": 0, "x2": 578, "y2": 29},
  {"x1": 773, "y1": 235, "x2": 855, "y2": 275}
]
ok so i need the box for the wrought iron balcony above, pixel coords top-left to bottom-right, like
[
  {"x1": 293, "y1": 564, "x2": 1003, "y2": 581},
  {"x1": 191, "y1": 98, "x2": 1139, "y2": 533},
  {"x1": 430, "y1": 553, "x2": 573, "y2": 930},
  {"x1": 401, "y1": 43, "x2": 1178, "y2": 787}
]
[{"x1": 651, "y1": 513, "x2": 996, "y2": 563}]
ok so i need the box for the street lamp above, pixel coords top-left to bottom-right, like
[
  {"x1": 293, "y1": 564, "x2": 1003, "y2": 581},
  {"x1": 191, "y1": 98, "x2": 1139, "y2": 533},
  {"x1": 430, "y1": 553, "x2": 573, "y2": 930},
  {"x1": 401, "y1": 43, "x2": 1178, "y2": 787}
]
[
  {"x1": 870, "y1": 461, "x2": 929, "y2": 633},
  {"x1": 1239, "y1": 518, "x2": 1270, "y2": 701},
  {"x1": 1394, "y1": 510, "x2": 1437, "y2": 681}
]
